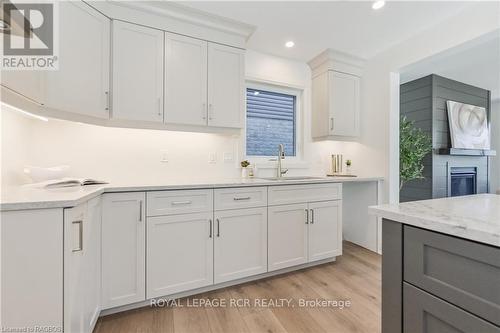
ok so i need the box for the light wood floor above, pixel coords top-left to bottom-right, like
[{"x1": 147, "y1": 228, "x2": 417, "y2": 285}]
[{"x1": 94, "y1": 242, "x2": 381, "y2": 333}]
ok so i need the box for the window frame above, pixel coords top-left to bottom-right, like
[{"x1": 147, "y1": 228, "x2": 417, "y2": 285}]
[{"x1": 244, "y1": 80, "x2": 304, "y2": 165}]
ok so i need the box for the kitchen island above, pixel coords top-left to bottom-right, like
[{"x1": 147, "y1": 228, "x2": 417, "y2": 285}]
[{"x1": 370, "y1": 194, "x2": 500, "y2": 333}]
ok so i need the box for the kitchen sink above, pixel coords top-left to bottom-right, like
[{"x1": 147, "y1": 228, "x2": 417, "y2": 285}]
[{"x1": 258, "y1": 176, "x2": 326, "y2": 181}]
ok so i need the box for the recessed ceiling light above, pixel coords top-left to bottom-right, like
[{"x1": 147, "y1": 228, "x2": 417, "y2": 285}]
[
  {"x1": 285, "y1": 41, "x2": 295, "y2": 48},
  {"x1": 372, "y1": 1, "x2": 385, "y2": 10}
]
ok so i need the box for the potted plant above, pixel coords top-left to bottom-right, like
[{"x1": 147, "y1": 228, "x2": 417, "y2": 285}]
[
  {"x1": 241, "y1": 160, "x2": 251, "y2": 178},
  {"x1": 345, "y1": 159, "x2": 352, "y2": 174},
  {"x1": 400, "y1": 116, "x2": 432, "y2": 190}
]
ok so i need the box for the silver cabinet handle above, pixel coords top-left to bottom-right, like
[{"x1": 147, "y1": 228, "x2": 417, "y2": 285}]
[
  {"x1": 202, "y1": 103, "x2": 207, "y2": 120},
  {"x1": 208, "y1": 103, "x2": 213, "y2": 120},
  {"x1": 305, "y1": 209, "x2": 309, "y2": 224},
  {"x1": 330, "y1": 117, "x2": 334, "y2": 131},
  {"x1": 310, "y1": 209, "x2": 314, "y2": 224},
  {"x1": 72, "y1": 220, "x2": 83, "y2": 252},
  {"x1": 209, "y1": 219, "x2": 212, "y2": 238},
  {"x1": 216, "y1": 218, "x2": 220, "y2": 237},
  {"x1": 171, "y1": 200, "x2": 192, "y2": 205},
  {"x1": 105, "y1": 91, "x2": 110, "y2": 111},
  {"x1": 233, "y1": 197, "x2": 251, "y2": 201},
  {"x1": 138, "y1": 200, "x2": 143, "y2": 222},
  {"x1": 157, "y1": 98, "x2": 162, "y2": 116}
]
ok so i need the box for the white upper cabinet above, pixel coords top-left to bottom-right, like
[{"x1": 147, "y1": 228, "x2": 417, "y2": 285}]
[
  {"x1": 164, "y1": 33, "x2": 208, "y2": 126},
  {"x1": 45, "y1": 1, "x2": 110, "y2": 119},
  {"x1": 208, "y1": 43, "x2": 245, "y2": 128},
  {"x1": 309, "y1": 49, "x2": 363, "y2": 139},
  {"x1": 112, "y1": 21, "x2": 164, "y2": 123},
  {"x1": 1, "y1": 70, "x2": 45, "y2": 105}
]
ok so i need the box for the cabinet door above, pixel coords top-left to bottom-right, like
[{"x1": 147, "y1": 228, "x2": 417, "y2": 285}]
[
  {"x1": 214, "y1": 207, "x2": 267, "y2": 284},
  {"x1": 165, "y1": 33, "x2": 208, "y2": 126},
  {"x1": 1, "y1": 70, "x2": 45, "y2": 104},
  {"x1": 268, "y1": 203, "x2": 308, "y2": 271},
  {"x1": 45, "y1": 1, "x2": 110, "y2": 118},
  {"x1": 83, "y1": 197, "x2": 101, "y2": 332},
  {"x1": 102, "y1": 192, "x2": 146, "y2": 309},
  {"x1": 403, "y1": 283, "x2": 500, "y2": 333},
  {"x1": 147, "y1": 212, "x2": 213, "y2": 298},
  {"x1": 308, "y1": 200, "x2": 342, "y2": 262},
  {"x1": 112, "y1": 21, "x2": 164, "y2": 122},
  {"x1": 329, "y1": 71, "x2": 360, "y2": 136},
  {"x1": 64, "y1": 203, "x2": 87, "y2": 333},
  {"x1": 207, "y1": 43, "x2": 244, "y2": 128}
]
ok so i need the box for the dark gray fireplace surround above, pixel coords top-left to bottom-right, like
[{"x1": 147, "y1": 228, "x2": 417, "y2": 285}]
[{"x1": 400, "y1": 74, "x2": 492, "y2": 202}]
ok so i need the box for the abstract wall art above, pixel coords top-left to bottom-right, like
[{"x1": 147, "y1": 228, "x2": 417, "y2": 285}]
[{"x1": 446, "y1": 100, "x2": 490, "y2": 149}]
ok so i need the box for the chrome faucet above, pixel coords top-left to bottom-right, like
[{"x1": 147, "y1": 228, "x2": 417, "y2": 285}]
[{"x1": 276, "y1": 144, "x2": 288, "y2": 178}]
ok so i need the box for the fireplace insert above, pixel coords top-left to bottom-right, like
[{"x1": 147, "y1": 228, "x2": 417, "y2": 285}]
[{"x1": 449, "y1": 167, "x2": 477, "y2": 197}]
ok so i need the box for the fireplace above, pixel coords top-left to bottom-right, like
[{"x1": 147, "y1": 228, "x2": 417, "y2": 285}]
[{"x1": 448, "y1": 167, "x2": 477, "y2": 197}]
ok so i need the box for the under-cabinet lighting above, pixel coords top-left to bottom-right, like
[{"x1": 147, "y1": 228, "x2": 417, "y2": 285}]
[
  {"x1": 1, "y1": 102, "x2": 48, "y2": 122},
  {"x1": 372, "y1": 1, "x2": 385, "y2": 10}
]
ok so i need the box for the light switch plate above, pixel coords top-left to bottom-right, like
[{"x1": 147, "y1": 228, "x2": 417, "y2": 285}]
[
  {"x1": 160, "y1": 150, "x2": 169, "y2": 163},
  {"x1": 208, "y1": 152, "x2": 217, "y2": 164},
  {"x1": 223, "y1": 152, "x2": 233, "y2": 163}
]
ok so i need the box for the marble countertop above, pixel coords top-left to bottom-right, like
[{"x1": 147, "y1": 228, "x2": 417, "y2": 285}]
[
  {"x1": 369, "y1": 194, "x2": 500, "y2": 247},
  {"x1": 1, "y1": 176, "x2": 383, "y2": 211}
]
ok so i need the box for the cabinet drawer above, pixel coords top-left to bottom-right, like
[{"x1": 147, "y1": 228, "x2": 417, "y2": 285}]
[
  {"x1": 403, "y1": 283, "x2": 500, "y2": 333},
  {"x1": 214, "y1": 187, "x2": 267, "y2": 210},
  {"x1": 268, "y1": 183, "x2": 342, "y2": 206},
  {"x1": 404, "y1": 226, "x2": 500, "y2": 326},
  {"x1": 147, "y1": 189, "x2": 213, "y2": 216}
]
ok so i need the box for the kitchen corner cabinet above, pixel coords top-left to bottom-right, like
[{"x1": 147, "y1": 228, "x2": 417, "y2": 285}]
[
  {"x1": 164, "y1": 33, "x2": 208, "y2": 126},
  {"x1": 45, "y1": 1, "x2": 110, "y2": 119},
  {"x1": 112, "y1": 21, "x2": 164, "y2": 123},
  {"x1": 311, "y1": 70, "x2": 360, "y2": 138},
  {"x1": 102, "y1": 192, "x2": 146, "y2": 309},
  {"x1": 64, "y1": 196, "x2": 102, "y2": 333},
  {"x1": 207, "y1": 43, "x2": 245, "y2": 128}
]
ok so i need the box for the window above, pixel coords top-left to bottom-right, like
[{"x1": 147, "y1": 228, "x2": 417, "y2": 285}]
[{"x1": 246, "y1": 86, "x2": 298, "y2": 157}]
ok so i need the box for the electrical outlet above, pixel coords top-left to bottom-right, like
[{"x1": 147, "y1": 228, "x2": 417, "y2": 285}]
[
  {"x1": 223, "y1": 152, "x2": 233, "y2": 163},
  {"x1": 160, "y1": 150, "x2": 169, "y2": 163},
  {"x1": 208, "y1": 152, "x2": 217, "y2": 164}
]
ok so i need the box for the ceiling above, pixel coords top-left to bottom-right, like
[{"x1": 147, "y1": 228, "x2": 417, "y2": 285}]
[
  {"x1": 401, "y1": 31, "x2": 500, "y2": 100},
  {"x1": 182, "y1": 1, "x2": 473, "y2": 61}
]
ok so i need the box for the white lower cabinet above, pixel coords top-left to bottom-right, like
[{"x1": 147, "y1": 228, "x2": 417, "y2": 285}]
[
  {"x1": 268, "y1": 203, "x2": 309, "y2": 271},
  {"x1": 101, "y1": 192, "x2": 146, "y2": 309},
  {"x1": 308, "y1": 200, "x2": 342, "y2": 261},
  {"x1": 64, "y1": 196, "x2": 101, "y2": 333},
  {"x1": 268, "y1": 198, "x2": 342, "y2": 272},
  {"x1": 214, "y1": 207, "x2": 268, "y2": 284},
  {"x1": 147, "y1": 212, "x2": 214, "y2": 298}
]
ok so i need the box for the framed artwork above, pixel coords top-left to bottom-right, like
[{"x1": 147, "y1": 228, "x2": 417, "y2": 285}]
[{"x1": 446, "y1": 101, "x2": 490, "y2": 149}]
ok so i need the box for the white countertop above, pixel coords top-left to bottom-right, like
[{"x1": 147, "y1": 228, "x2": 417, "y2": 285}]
[
  {"x1": 369, "y1": 194, "x2": 500, "y2": 247},
  {"x1": 1, "y1": 176, "x2": 383, "y2": 211}
]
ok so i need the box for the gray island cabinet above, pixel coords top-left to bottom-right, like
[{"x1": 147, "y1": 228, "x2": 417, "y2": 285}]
[{"x1": 370, "y1": 194, "x2": 500, "y2": 333}]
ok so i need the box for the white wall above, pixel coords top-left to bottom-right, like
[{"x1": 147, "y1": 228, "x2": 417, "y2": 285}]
[
  {"x1": 1, "y1": 50, "x2": 377, "y2": 187},
  {"x1": 361, "y1": 2, "x2": 500, "y2": 203},
  {"x1": 491, "y1": 100, "x2": 500, "y2": 193}
]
